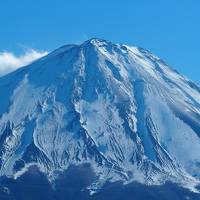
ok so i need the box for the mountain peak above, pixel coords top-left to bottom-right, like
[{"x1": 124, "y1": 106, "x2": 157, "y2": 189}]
[
  {"x1": 81, "y1": 38, "x2": 112, "y2": 49},
  {"x1": 84, "y1": 37, "x2": 108, "y2": 44}
]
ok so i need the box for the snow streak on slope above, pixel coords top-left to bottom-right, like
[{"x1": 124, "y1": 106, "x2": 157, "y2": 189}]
[{"x1": 0, "y1": 39, "x2": 200, "y2": 191}]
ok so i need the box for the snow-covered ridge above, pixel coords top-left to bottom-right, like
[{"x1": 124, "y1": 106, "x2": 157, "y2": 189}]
[{"x1": 0, "y1": 38, "x2": 200, "y2": 191}]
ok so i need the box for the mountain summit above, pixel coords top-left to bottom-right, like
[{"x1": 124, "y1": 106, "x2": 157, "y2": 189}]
[{"x1": 0, "y1": 38, "x2": 200, "y2": 193}]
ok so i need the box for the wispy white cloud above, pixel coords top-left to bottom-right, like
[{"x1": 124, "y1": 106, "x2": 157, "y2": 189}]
[{"x1": 0, "y1": 49, "x2": 48, "y2": 76}]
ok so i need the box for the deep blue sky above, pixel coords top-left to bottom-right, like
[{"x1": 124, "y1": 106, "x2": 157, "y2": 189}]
[{"x1": 0, "y1": 0, "x2": 199, "y2": 82}]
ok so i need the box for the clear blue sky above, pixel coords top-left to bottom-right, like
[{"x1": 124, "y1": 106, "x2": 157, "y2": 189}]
[{"x1": 0, "y1": 0, "x2": 199, "y2": 82}]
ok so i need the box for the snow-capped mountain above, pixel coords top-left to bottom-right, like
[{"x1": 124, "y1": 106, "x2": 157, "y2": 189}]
[{"x1": 0, "y1": 38, "x2": 200, "y2": 192}]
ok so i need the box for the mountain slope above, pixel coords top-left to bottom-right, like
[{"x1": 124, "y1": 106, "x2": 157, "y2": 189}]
[{"x1": 0, "y1": 38, "x2": 200, "y2": 192}]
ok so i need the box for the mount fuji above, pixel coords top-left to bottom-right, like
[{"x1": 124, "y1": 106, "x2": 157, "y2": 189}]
[{"x1": 0, "y1": 38, "x2": 200, "y2": 199}]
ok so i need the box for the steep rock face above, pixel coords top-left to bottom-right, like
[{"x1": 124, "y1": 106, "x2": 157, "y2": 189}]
[{"x1": 0, "y1": 39, "x2": 200, "y2": 190}]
